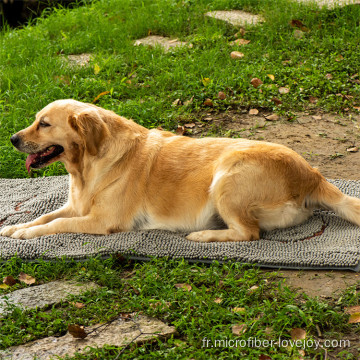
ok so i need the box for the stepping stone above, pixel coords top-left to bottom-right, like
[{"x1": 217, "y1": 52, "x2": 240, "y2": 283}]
[
  {"x1": 0, "y1": 281, "x2": 99, "y2": 317},
  {"x1": 64, "y1": 53, "x2": 93, "y2": 67},
  {"x1": 0, "y1": 314, "x2": 176, "y2": 360},
  {"x1": 294, "y1": 0, "x2": 360, "y2": 8},
  {"x1": 205, "y1": 10, "x2": 264, "y2": 27},
  {"x1": 134, "y1": 35, "x2": 189, "y2": 52}
]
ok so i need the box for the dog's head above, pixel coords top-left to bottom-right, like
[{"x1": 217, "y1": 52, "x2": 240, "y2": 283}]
[{"x1": 11, "y1": 99, "x2": 111, "y2": 173}]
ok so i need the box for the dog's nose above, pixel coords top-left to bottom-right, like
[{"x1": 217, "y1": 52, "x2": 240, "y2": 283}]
[{"x1": 10, "y1": 134, "x2": 20, "y2": 147}]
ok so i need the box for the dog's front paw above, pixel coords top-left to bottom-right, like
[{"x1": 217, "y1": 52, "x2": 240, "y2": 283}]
[
  {"x1": 0, "y1": 225, "x2": 24, "y2": 237},
  {"x1": 186, "y1": 231, "x2": 210, "y2": 243},
  {"x1": 11, "y1": 227, "x2": 39, "y2": 239}
]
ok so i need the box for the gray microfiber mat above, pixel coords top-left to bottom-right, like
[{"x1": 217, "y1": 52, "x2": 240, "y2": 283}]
[{"x1": 1, "y1": 176, "x2": 360, "y2": 271}]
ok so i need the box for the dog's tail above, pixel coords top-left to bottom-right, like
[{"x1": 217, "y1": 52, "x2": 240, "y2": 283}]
[{"x1": 309, "y1": 178, "x2": 360, "y2": 226}]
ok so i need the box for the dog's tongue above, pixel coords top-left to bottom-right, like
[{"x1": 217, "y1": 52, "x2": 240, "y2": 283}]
[{"x1": 26, "y1": 154, "x2": 38, "y2": 173}]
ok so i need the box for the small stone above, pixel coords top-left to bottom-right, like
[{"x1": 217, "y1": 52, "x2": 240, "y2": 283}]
[
  {"x1": 312, "y1": 115, "x2": 322, "y2": 120},
  {"x1": 230, "y1": 51, "x2": 244, "y2": 59}
]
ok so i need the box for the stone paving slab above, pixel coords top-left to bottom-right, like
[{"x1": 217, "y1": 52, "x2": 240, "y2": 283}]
[
  {"x1": 205, "y1": 10, "x2": 264, "y2": 27},
  {"x1": 0, "y1": 314, "x2": 176, "y2": 360},
  {"x1": 134, "y1": 35, "x2": 189, "y2": 52},
  {"x1": 294, "y1": 0, "x2": 360, "y2": 8},
  {"x1": 63, "y1": 53, "x2": 93, "y2": 67},
  {"x1": 0, "y1": 281, "x2": 99, "y2": 317}
]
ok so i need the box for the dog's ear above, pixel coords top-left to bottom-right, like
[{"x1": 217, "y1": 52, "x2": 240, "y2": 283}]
[{"x1": 68, "y1": 110, "x2": 109, "y2": 156}]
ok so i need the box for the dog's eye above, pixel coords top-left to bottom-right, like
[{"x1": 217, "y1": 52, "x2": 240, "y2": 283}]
[{"x1": 39, "y1": 121, "x2": 51, "y2": 127}]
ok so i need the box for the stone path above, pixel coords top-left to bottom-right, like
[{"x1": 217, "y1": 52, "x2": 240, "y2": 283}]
[
  {"x1": 0, "y1": 281, "x2": 99, "y2": 317},
  {"x1": 295, "y1": 0, "x2": 360, "y2": 8},
  {"x1": 205, "y1": 10, "x2": 264, "y2": 27},
  {"x1": 0, "y1": 314, "x2": 176, "y2": 360}
]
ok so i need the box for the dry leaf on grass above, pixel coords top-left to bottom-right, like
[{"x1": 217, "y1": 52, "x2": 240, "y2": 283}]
[
  {"x1": 290, "y1": 328, "x2": 306, "y2": 340},
  {"x1": 18, "y1": 272, "x2": 36, "y2": 285},
  {"x1": 278, "y1": 87, "x2": 290, "y2": 94},
  {"x1": 271, "y1": 97, "x2": 282, "y2": 105},
  {"x1": 267, "y1": 74, "x2": 275, "y2": 81},
  {"x1": 214, "y1": 298, "x2": 223, "y2": 304},
  {"x1": 3, "y1": 275, "x2": 17, "y2": 286},
  {"x1": 175, "y1": 283, "x2": 192, "y2": 291},
  {"x1": 250, "y1": 78, "x2": 263, "y2": 88},
  {"x1": 71, "y1": 302, "x2": 86, "y2": 309},
  {"x1": 249, "y1": 109, "x2": 259, "y2": 115},
  {"x1": 184, "y1": 123, "x2": 195, "y2": 129},
  {"x1": 348, "y1": 313, "x2": 360, "y2": 324},
  {"x1": 232, "y1": 307, "x2": 246, "y2": 313},
  {"x1": 0, "y1": 284, "x2": 9, "y2": 290},
  {"x1": 265, "y1": 114, "x2": 279, "y2": 121},
  {"x1": 230, "y1": 51, "x2": 244, "y2": 59},
  {"x1": 309, "y1": 96, "x2": 318, "y2": 104},
  {"x1": 203, "y1": 98, "x2": 214, "y2": 107},
  {"x1": 218, "y1": 91, "x2": 226, "y2": 100},
  {"x1": 289, "y1": 19, "x2": 309, "y2": 32},
  {"x1": 232, "y1": 324, "x2": 247, "y2": 335},
  {"x1": 68, "y1": 324, "x2": 87, "y2": 339},
  {"x1": 345, "y1": 305, "x2": 360, "y2": 315},
  {"x1": 94, "y1": 63, "x2": 101, "y2": 75},
  {"x1": 235, "y1": 39, "x2": 250, "y2": 46},
  {"x1": 258, "y1": 355, "x2": 272, "y2": 360},
  {"x1": 93, "y1": 91, "x2": 110, "y2": 103},
  {"x1": 172, "y1": 98, "x2": 182, "y2": 106}
]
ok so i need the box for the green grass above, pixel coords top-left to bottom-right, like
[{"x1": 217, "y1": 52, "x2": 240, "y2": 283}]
[
  {"x1": 1, "y1": 0, "x2": 360, "y2": 178},
  {"x1": 1, "y1": 1, "x2": 360, "y2": 358},
  {"x1": 0, "y1": 257, "x2": 358, "y2": 359}
]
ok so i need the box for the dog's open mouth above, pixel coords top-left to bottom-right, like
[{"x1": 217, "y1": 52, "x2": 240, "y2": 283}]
[{"x1": 25, "y1": 145, "x2": 64, "y2": 173}]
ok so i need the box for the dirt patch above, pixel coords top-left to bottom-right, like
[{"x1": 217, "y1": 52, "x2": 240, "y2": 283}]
[
  {"x1": 273, "y1": 269, "x2": 360, "y2": 298},
  {"x1": 186, "y1": 109, "x2": 360, "y2": 179}
]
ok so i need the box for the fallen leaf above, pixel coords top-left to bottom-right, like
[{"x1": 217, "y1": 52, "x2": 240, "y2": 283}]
[
  {"x1": 267, "y1": 74, "x2": 275, "y2": 81},
  {"x1": 309, "y1": 96, "x2": 318, "y2": 103},
  {"x1": 249, "y1": 109, "x2": 259, "y2": 115},
  {"x1": 94, "y1": 63, "x2": 101, "y2": 75},
  {"x1": 353, "y1": 106, "x2": 360, "y2": 111},
  {"x1": 202, "y1": 78, "x2": 211, "y2": 87},
  {"x1": 18, "y1": 272, "x2": 35, "y2": 285},
  {"x1": 175, "y1": 126, "x2": 185, "y2": 136},
  {"x1": 347, "y1": 146, "x2": 358, "y2": 153},
  {"x1": 68, "y1": 324, "x2": 87, "y2": 339},
  {"x1": 93, "y1": 91, "x2": 110, "y2": 103},
  {"x1": 3, "y1": 276, "x2": 17, "y2": 286},
  {"x1": 265, "y1": 114, "x2": 279, "y2": 121},
  {"x1": 345, "y1": 306, "x2": 360, "y2": 314},
  {"x1": 335, "y1": 54, "x2": 344, "y2": 62},
  {"x1": 54, "y1": 75, "x2": 70, "y2": 85},
  {"x1": 259, "y1": 355, "x2": 272, "y2": 360},
  {"x1": 232, "y1": 307, "x2": 246, "y2": 313},
  {"x1": 218, "y1": 91, "x2": 226, "y2": 100},
  {"x1": 235, "y1": 39, "x2": 250, "y2": 46},
  {"x1": 203, "y1": 98, "x2": 214, "y2": 107},
  {"x1": 251, "y1": 78, "x2": 263, "y2": 88},
  {"x1": 271, "y1": 97, "x2": 282, "y2": 105},
  {"x1": 290, "y1": 19, "x2": 309, "y2": 32},
  {"x1": 0, "y1": 284, "x2": 9, "y2": 290},
  {"x1": 234, "y1": 28, "x2": 246, "y2": 38},
  {"x1": 172, "y1": 98, "x2": 182, "y2": 106},
  {"x1": 184, "y1": 123, "x2": 196, "y2": 128},
  {"x1": 278, "y1": 87, "x2": 290, "y2": 94},
  {"x1": 290, "y1": 328, "x2": 306, "y2": 340},
  {"x1": 71, "y1": 302, "x2": 86, "y2": 309},
  {"x1": 184, "y1": 96, "x2": 194, "y2": 106},
  {"x1": 312, "y1": 115, "x2": 322, "y2": 120},
  {"x1": 214, "y1": 297, "x2": 223, "y2": 304},
  {"x1": 248, "y1": 285, "x2": 259, "y2": 293},
  {"x1": 264, "y1": 327, "x2": 273, "y2": 335},
  {"x1": 232, "y1": 324, "x2": 247, "y2": 335},
  {"x1": 348, "y1": 313, "x2": 360, "y2": 324},
  {"x1": 325, "y1": 73, "x2": 333, "y2": 80},
  {"x1": 230, "y1": 51, "x2": 245, "y2": 59},
  {"x1": 175, "y1": 283, "x2": 192, "y2": 291}
]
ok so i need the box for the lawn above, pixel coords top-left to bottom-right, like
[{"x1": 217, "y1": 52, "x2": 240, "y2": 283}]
[{"x1": 0, "y1": 0, "x2": 360, "y2": 358}]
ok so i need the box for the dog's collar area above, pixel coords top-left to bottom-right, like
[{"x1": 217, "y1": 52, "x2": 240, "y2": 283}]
[{"x1": 26, "y1": 145, "x2": 64, "y2": 173}]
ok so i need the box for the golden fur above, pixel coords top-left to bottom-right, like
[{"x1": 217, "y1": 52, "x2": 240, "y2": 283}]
[{"x1": 1, "y1": 99, "x2": 360, "y2": 241}]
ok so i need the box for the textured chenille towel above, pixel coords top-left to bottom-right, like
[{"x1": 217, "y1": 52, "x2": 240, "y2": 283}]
[{"x1": 0, "y1": 176, "x2": 360, "y2": 271}]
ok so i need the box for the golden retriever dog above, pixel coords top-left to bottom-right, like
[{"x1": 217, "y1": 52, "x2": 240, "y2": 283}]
[{"x1": 1, "y1": 99, "x2": 360, "y2": 241}]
